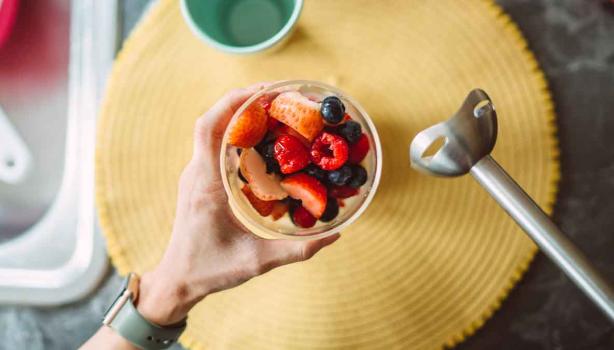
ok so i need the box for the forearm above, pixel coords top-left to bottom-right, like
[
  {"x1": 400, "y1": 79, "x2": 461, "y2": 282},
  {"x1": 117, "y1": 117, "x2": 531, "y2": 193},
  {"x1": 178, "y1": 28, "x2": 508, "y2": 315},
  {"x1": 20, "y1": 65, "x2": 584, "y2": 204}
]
[{"x1": 81, "y1": 326, "x2": 139, "y2": 350}]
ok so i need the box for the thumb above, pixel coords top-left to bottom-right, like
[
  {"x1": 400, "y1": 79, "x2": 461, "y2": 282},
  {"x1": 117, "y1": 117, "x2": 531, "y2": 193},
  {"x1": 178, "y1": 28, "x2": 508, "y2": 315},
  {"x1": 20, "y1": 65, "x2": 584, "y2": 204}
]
[
  {"x1": 258, "y1": 233, "x2": 341, "y2": 268},
  {"x1": 192, "y1": 88, "x2": 254, "y2": 165},
  {"x1": 192, "y1": 82, "x2": 274, "y2": 165}
]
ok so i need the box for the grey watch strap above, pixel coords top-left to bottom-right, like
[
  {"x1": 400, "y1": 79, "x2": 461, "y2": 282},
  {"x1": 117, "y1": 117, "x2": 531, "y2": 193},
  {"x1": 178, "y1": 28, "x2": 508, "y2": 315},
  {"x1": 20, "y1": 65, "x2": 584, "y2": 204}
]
[
  {"x1": 108, "y1": 295, "x2": 185, "y2": 349},
  {"x1": 103, "y1": 274, "x2": 186, "y2": 350}
]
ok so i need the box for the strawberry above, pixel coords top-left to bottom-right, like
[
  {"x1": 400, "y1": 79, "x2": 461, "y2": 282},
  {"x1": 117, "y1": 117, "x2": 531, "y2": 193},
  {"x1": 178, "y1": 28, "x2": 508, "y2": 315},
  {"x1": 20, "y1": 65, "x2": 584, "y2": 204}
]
[
  {"x1": 258, "y1": 96, "x2": 272, "y2": 112},
  {"x1": 273, "y1": 124, "x2": 311, "y2": 147},
  {"x1": 329, "y1": 185, "x2": 359, "y2": 199},
  {"x1": 270, "y1": 200, "x2": 289, "y2": 221},
  {"x1": 269, "y1": 91, "x2": 324, "y2": 142},
  {"x1": 281, "y1": 173, "x2": 327, "y2": 218},
  {"x1": 348, "y1": 133, "x2": 370, "y2": 164},
  {"x1": 274, "y1": 135, "x2": 310, "y2": 174},
  {"x1": 228, "y1": 102, "x2": 268, "y2": 148},
  {"x1": 241, "y1": 185, "x2": 274, "y2": 216},
  {"x1": 240, "y1": 148, "x2": 288, "y2": 201},
  {"x1": 310, "y1": 132, "x2": 349, "y2": 171},
  {"x1": 291, "y1": 205, "x2": 317, "y2": 228},
  {"x1": 259, "y1": 96, "x2": 279, "y2": 131}
]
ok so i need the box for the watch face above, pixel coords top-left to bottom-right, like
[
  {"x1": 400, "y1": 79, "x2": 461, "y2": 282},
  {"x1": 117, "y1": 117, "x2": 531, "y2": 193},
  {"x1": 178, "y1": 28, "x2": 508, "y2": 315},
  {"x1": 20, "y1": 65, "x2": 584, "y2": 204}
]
[
  {"x1": 102, "y1": 290, "x2": 124, "y2": 320},
  {"x1": 102, "y1": 275, "x2": 131, "y2": 320}
]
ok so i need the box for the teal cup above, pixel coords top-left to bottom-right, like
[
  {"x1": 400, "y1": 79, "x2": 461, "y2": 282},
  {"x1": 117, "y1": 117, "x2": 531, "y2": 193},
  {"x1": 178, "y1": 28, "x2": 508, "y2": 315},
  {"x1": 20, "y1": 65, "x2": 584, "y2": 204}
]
[{"x1": 180, "y1": 0, "x2": 303, "y2": 54}]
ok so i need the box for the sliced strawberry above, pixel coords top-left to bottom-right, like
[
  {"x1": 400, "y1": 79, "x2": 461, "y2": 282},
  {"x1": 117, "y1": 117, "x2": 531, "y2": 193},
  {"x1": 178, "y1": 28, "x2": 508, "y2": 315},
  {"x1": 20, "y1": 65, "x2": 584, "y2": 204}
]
[
  {"x1": 291, "y1": 205, "x2": 317, "y2": 228},
  {"x1": 310, "y1": 132, "x2": 349, "y2": 170},
  {"x1": 274, "y1": 135, "x2": 310, "y2": 174},
  {"x1": 348, "y1": 133, "x2": 370, "y2": 164},
  {"x1": 329, "y1": 185, "x2": 359, "y2": 199},
  {"x1": 281, "y1": 173, "x2": 327, "y2": 218},
  {"x1": 257, "y1": 92, "x2": 279, "y2": 111},
  {"x1": 241, "y1": 185, "x2": 274, "y2": 216},
  {"x1": 273, "y1": 124, "x2": 311, "y2": 147},
  {"x1": 258, "y1": 96, "x2": 272, "y2": 113},
  {"x1": 270, "y1": 200, "x2": 289, "y2": 221},
  {"x1": 269, "y1": 91, "x2": 324, "y2": 141},
  {"x1": 228, "y1": 102, "x2": 268, "y2": 148},
  {"x1": 240, "y1": 148, "x2": 288, "y2": 201}
]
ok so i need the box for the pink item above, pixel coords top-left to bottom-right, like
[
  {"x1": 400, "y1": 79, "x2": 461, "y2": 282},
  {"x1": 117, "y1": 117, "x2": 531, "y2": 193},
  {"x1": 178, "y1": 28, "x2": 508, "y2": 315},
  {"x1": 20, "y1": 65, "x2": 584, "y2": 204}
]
[{"x1": 0, "y1": 0, "x2": 19, "y2": 49}]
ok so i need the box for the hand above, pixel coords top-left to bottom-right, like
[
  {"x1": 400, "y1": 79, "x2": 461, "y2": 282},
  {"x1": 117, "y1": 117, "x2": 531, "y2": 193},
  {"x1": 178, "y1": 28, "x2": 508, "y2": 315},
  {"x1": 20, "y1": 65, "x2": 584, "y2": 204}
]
[{"x1": 136, "y1": 84, "x2": 340, "y2": 326}]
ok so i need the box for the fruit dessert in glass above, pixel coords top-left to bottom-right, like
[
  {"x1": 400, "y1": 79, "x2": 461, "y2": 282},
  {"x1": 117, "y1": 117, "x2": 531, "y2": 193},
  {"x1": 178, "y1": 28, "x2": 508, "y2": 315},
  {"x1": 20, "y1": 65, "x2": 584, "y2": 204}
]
[{"x1": 221, "y1": 80, "x2": 381, "y2": 240}]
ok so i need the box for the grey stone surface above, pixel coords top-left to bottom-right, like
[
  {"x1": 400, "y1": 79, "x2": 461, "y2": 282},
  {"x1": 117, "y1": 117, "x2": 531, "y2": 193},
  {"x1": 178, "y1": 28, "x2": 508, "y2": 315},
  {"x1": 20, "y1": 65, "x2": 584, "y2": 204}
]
[
  {"x1": 1, "y1": 0, "x2": 613, "y2": 349},
  {"x1": 458, "y1": 1, "x2": 614, "y2": 349}
]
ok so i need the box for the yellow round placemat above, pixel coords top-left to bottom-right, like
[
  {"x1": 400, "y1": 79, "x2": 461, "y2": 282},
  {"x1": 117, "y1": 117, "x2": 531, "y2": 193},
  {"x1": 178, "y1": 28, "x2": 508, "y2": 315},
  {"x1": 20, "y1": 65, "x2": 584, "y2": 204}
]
[{"x1": 96, "y1": 0, "x2": 559, "y2": 349}]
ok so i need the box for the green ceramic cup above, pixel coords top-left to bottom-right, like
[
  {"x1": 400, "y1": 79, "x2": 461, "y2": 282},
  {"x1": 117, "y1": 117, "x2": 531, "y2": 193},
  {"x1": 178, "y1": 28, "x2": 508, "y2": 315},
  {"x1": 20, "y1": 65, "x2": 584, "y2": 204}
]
[{"x1": 180, "y1": 0, "x2": 303, "y2": 54}]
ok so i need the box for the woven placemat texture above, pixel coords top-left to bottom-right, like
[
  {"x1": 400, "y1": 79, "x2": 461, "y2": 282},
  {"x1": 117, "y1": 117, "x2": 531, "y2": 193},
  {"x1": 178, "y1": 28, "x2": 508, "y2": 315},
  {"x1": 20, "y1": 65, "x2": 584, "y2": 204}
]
[{"x1": 96, "y1": 0, "x2": 559, "y2": 348}]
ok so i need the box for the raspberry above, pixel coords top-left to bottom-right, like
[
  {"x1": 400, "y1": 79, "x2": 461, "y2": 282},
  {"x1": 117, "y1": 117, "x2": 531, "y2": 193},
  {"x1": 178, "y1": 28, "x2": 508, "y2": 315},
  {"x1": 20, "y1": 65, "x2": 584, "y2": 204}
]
[
  {"x1": 273, "y1": 124, "x2": 311, "y2": 147},
  {"x1": 291, "y1": 205, "x2": 317, "y2": 228},
  {"x1": 310, "y1": 132, "x2": 349, "y2": 171},
  {"x1": 348, "y1": 133, "x2": 370, "y2": 164},
  {"x1": 274, "y1": 135, "x2": 310, "y2": 174}
]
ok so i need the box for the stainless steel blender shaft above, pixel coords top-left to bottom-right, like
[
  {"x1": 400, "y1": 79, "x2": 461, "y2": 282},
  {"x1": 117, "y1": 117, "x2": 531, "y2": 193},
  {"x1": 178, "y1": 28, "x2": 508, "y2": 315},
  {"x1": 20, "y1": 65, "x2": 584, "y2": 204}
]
[
  {"x1": 409, "y1": 89, "x2": 614, "y2": 322},
  {"x1": 472, "y1": 156, "x2": 614, "y2": 322}
]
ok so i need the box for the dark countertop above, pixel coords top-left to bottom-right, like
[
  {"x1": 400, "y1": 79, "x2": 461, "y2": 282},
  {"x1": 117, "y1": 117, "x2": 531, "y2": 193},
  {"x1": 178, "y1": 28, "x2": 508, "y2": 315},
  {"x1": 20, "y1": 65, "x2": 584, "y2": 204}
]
[
  {"x1": 459, "y1": 1, "x2": 614, "y2": 349},
  {"x1": 0, "y1": 1, "x2": 613, "y2": 349}
]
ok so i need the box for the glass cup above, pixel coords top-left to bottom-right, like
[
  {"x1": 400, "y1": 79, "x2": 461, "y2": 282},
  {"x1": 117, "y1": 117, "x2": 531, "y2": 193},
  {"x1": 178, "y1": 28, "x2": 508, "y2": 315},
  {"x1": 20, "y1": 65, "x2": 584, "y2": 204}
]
[{"x1": 220, "y1": 80, "x2": 382, "y2": 240}]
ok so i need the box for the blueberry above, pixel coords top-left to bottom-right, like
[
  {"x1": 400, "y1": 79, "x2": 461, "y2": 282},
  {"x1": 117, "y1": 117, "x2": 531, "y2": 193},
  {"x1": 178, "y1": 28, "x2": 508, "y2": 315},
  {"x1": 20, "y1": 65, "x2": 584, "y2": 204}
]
[
  {"x1": 320, "y1": 96, "x2": 345, "y2": 124},
  {"x1": 319, "y1": 197, "x2": 339, "y2": 222},
  {"x1": 348, "y1": 165, "x2": 367, "y2": 188},
  {"x1": 254, "y1": 141, "x2": 280, "y2": 174},
  {"x1": 328, "y1": 165, "x2": 353, "y2": 186},
  {"x1": 256, "y1": 141, "x2": 275, "y2": 159},
  {"x1": 254, "y1": 132, "x2": 276, "y2": 155},
  {"x1": 254, "y1": 143, "x2": 266, "y2": 156},
  {"x1": 262, "y1": 131, "x2": 277, "y2": 144},
  {"x1": 304, "y1": 164, "x2": 328, "y2": 183},
  {"x1": 238, "y1": 169, "x2": 248, "y2": 183},
  {"x1": 337, "y1": 121, "x2": 362, "y2": 143},
  {"x1": 264, "y1": 157, "x2": 281, "y2": 175}
]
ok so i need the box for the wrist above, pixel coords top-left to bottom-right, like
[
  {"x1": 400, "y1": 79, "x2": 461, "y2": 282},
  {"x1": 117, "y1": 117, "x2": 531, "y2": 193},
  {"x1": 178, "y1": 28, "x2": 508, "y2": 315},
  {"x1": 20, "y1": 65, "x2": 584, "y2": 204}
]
[{"x1": 136, "y1": 270, "x2": 200, "y2": 326}]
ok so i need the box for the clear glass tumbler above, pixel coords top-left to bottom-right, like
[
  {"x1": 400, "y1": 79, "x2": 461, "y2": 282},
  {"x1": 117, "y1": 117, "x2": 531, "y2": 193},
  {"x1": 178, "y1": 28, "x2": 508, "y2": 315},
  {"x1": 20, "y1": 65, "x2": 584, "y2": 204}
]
[{"x1": 220, "y1": 80, "x2": 382, "y2": 240}]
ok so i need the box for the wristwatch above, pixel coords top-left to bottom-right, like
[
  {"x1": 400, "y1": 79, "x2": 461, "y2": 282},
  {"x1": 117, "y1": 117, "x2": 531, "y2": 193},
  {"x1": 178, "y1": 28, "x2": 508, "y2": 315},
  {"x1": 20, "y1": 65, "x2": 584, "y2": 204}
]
[{"x1": 102, "y1": 273, "x2": 187, "y2": 350}]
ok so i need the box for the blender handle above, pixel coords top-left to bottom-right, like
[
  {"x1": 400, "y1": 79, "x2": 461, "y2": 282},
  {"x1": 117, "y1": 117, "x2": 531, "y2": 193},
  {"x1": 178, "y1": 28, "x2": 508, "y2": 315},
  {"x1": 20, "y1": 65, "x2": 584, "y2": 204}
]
[{"x1": 471, "y1": 155, "x2": 614, "y2": 322}]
